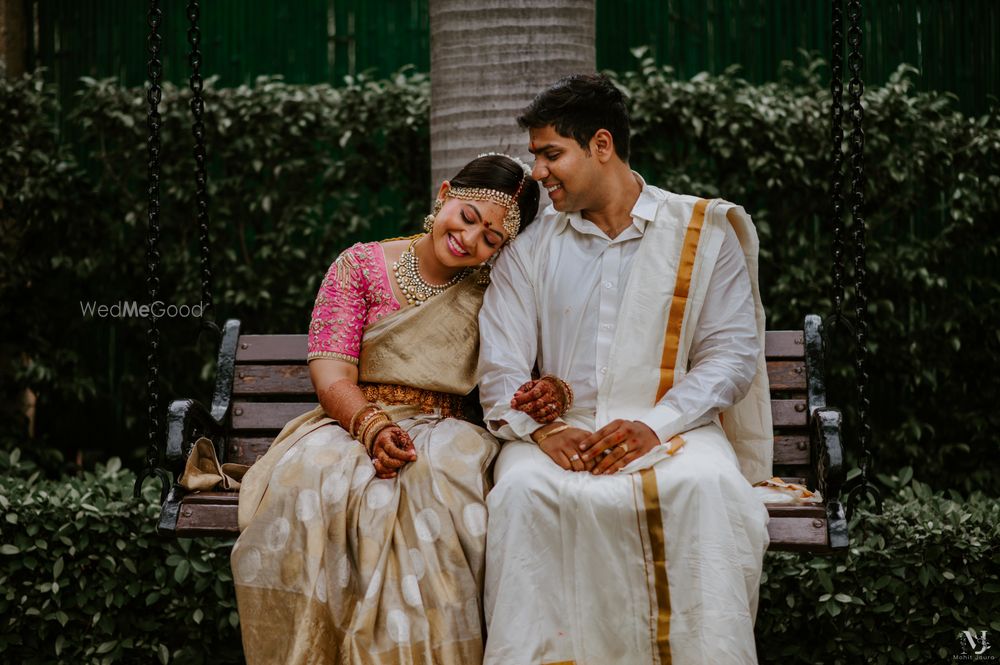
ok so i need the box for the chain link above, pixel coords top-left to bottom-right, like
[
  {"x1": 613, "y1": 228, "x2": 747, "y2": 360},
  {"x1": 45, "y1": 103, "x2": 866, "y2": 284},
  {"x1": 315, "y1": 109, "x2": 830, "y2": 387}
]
[
  {"x1": 827, "y1": 0, "x2": 847, "y2": 326},
  {"x1": 134, "y1": 0, "x2": 169, "y2": 502},
  {"x1": 842, "y1": 0, "x2": 882, "y2": 517},
  {"x1": 186, "y1": 0, "x2": 218, "y2": 338}
]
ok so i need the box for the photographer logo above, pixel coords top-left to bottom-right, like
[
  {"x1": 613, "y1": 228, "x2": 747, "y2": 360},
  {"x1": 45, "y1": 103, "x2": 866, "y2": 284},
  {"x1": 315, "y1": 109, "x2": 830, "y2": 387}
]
[{"x1": 956, "y1": 629, "x2": 995, "y2": 661}]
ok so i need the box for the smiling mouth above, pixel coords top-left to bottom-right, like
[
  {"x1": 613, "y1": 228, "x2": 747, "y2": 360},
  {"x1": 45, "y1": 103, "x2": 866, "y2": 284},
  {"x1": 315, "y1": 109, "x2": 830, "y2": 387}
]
[
  {"x1": 546, "y1": 183, "x2": 562, "y2": 194},
  {"x1": 446, "y1": 234, "x2": 469, "y2": 257}
]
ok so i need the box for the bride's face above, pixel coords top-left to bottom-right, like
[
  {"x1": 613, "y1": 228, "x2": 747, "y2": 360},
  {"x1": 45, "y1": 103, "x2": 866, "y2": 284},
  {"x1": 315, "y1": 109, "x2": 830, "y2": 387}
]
[{"x1": 429, "y1": 184, "x2": 510, "y2": 269}]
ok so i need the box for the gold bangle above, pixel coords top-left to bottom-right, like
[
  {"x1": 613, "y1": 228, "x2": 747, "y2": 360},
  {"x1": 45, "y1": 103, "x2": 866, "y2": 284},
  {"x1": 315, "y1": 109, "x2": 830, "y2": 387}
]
[
  {"x1": 534, "y1": 423, "x2": 570, "y2": 445},
  {"x1": 358, "y1": 411, "x2": 388, "y2": 441},
  {"x1": 363, "y1": 416, "x2": 393, "y2": 455},
  {"x1": 540, "y1": 375, "x2": 573, "y2": 414},
  {"x1": 348, "y1": 403, "x2": 378, "y2": 437},
  {"x1": 358, "y1": 413, "x2": 389, "y2": 457},
  {"x1": 355, "y1": 407, "x2": 385, "y2": 440}
]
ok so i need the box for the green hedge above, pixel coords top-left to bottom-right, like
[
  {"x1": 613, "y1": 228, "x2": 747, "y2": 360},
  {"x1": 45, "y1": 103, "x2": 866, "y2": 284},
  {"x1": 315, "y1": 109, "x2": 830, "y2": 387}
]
[
  {"x1": 1, "y1": 450, "x2": 996, "y2": 664},
  {"x1": 2, "y1": 55, "x2": 999, "y2": 492},
  {"x1": 0, "y1": 452, "x2": 240, "y2": 664},
  {"x1": 614, "y1": 53, "x2": 1000, "y2": 496}
]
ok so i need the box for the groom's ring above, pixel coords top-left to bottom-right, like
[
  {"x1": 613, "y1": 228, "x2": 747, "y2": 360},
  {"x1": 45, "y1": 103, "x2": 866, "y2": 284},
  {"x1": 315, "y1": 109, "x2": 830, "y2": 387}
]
[
  {"x1": 619, "y1": 443, "x2": 629, "y2": 453},
  {"x1": 569, "y1": 453, "x2": 580, "y2": 462}
]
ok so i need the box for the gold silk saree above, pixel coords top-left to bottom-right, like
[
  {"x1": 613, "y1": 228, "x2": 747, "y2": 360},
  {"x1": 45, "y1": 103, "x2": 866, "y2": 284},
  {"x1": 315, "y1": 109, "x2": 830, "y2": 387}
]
[{"x1": 233, "y1": 275, "x2": 497, "y2": 664}]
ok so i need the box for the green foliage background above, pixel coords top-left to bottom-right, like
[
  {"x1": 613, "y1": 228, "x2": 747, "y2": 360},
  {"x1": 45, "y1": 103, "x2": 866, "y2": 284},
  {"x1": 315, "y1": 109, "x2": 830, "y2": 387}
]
[
  {"x1": 2, "y1": 55, "x2": 998, "y2": 493},
  {"x1": 1, "y1": 452, "x2": 996, "y2": 664}
]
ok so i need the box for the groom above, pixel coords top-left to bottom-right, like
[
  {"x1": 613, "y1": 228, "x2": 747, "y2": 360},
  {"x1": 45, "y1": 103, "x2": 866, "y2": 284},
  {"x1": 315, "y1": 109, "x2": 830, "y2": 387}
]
[{"x1": 477, "y1": 73, "x2": 773, "y2": 664}]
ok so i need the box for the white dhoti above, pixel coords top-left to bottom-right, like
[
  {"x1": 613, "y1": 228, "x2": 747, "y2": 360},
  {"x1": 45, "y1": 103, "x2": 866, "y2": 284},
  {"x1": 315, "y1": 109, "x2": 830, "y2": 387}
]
[
  {"x1": 478, "y1": 185, "x2": 776, "y2": 664},
  {"x1": 484, "y1": 424, "x2": 769, "y2": 665}
]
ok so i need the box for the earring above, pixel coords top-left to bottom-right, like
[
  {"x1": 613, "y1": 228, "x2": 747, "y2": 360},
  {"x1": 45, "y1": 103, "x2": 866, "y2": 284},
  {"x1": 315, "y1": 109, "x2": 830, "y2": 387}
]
[
  {"x1": 476, "y1": 251, "x2": 501, "y2": 286},
  {"x1": 424, "y1": 199, "x2": 444, "y2": 233}
]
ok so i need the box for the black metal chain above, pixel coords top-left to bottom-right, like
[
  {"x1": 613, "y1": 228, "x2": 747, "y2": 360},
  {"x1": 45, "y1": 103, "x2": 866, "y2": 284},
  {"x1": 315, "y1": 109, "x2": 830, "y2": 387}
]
[
  {"x1": 186, "y1": 0, "x2": 218, "y2": 338},
  {"x1": 134, "y1": 0, "x2": 170, "y2": 502},
  {"x1": 841, "y1": 0, "x2": 882, "y2": 518},
  {"x1": 825, "y1": 0, "x2": 850, "y2": 334}
]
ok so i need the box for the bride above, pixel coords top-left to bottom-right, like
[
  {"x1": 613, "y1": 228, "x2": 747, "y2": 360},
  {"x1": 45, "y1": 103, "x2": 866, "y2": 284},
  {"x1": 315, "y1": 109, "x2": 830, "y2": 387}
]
[{"x1": 232, "y1": 154, "x2": 552, "y2": 664}]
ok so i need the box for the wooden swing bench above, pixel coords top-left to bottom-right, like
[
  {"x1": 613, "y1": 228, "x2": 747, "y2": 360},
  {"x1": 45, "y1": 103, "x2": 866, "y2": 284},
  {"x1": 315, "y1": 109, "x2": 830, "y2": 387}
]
[{"x1": 157, "y1": 315, "x2": 848, "y2": 553}]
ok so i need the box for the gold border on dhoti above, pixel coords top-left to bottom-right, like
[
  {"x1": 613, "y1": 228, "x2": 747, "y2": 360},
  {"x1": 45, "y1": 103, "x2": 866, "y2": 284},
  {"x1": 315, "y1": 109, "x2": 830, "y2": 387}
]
[
  {"x1": 656, "y1": 198, "x2": 709, "y2": 402},
  {"x1": 640, "y1": 467, "x2": 672, "y2": 664}
]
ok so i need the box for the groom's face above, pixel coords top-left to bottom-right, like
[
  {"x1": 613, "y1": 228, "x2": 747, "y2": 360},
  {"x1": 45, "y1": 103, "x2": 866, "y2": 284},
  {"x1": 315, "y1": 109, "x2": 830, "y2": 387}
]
[{"x1": 528, "y1": 125, "x2": 600, "y2": 213}]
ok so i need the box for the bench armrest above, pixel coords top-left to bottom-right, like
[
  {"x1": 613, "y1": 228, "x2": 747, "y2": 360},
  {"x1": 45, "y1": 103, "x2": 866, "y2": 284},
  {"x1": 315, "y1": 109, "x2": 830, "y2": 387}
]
[
  {"x1": 811, "y1": 406, "x2": 848, "y2": 549},
  {"x1": 165, "y1": 398, "x2": 226, "y2": 472}
]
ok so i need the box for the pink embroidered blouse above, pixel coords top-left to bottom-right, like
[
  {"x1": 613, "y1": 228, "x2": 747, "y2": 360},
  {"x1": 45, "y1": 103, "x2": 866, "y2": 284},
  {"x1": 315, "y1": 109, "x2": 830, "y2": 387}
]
[{"x1": 307, "y1": 242, "x2": 401, "y2": 364}]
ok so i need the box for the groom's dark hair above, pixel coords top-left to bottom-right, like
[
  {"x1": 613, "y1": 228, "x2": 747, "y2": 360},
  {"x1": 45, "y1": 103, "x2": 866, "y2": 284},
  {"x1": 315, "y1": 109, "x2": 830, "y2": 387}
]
[{"x1": 517, "y1": 73, "x2": 631, "y2": 161}]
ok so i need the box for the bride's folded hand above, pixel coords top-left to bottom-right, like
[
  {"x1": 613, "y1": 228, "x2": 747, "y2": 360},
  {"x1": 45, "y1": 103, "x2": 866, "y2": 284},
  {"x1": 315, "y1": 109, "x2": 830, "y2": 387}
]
[
  {"x1": 511, "y1": 377, "x2": 565, "y2": 423},
  {"x1": 371, "y1": 426, "x2": 417, "y2": 479}
]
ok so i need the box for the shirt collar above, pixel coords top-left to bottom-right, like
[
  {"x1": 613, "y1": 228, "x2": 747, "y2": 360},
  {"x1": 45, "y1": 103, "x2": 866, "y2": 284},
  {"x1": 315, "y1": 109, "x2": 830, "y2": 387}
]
[{"x1": 555, "y1": 171, "x2": 658, "y2": 238}]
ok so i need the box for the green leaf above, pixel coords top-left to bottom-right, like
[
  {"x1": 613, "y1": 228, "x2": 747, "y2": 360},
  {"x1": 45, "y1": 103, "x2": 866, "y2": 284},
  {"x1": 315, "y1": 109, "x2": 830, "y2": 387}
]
[
  {"x1": 834, "y1": 593, "x2": 852, "y2": 603},
  {"x1": 53, "y1": 557, "x2": 64, "y2": 580},
  {"x1": 96, "y1": 640, "x2": 117, "y2": 654},
  {"x1": 174, "y1": 560, "x2": 190, "y2": 584},
  {"x1": 158, "y1": 644, "x2": 169, "y2": 665},
  {"x1": 1, "y1": 545, "x2": 19, "y2": 555}
]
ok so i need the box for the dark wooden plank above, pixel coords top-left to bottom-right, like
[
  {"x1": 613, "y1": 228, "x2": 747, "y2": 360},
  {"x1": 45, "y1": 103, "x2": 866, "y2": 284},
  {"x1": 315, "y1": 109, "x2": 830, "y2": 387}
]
[
  {"x1": 773, "y1": 434, "x2": 809, "y2": 465},
  {"x1": 766, "y1": 505, "x2": 830, "y2": 551},
  {"x1": 234, "y1": 361, "x2": 807, "y2": 398},
  {"x1": 766, "y1": 360, "x2": 806, "y2": 392},
  {"x1": 771, "y1": 399, "x2": 808, "y2": 428},
  {"x1": 764, "y1": 330, "x2": 805, "y2": 359},
  {"x1": 228, "y1": 436, "x2": 276, "y2": 466},
  {"x1": 235, "y1": 331, "x2": 804, "y2": 365},
  {"x1": 233, "y1": 365, "x2": 314, "y2": 396},
  {"x1": 181, "y1": 491, "x2": 239, "y2": 504},
  {"x1": 235, "y1": 335, "x2": 308, "y2": 364},
  {"x1": 175, "y1": 495, "x2": 831, "y2": 547},
  {"x1": 175, "y1": 499, "x2": 238, "y2": 537},
  {"x1": 232, "y1": 401, "x2": 318, "y2": 431}
]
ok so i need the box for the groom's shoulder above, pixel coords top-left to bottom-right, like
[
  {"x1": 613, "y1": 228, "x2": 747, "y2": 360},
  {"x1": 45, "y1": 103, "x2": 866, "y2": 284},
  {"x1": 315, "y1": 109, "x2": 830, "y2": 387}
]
[{"x1": 512, "y1": 204, "x2": 562, "y2": 247}]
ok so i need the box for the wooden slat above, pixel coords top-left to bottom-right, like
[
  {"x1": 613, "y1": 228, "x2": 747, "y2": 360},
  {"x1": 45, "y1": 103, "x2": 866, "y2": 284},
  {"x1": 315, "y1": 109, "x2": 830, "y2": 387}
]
[
  {"x1": 173, "y1": 495, "x2": 831, "y2": 549},
  {"x1": 233, "y1": 361, "x2": 806, "y2": 397},
  {"x1": 175, "y1": 495, "x2": 238, "y2": 537},
  {"x1": 764, "y1": 330, "x2": 804, "y2": 359},
  {"x1": 771, "y1": 399, "x2": 808, "y2": 428},
  {"x1": 234, "y1": 365, "x2": 313, "y2": 396},
  {"x1": 765, "y1": 504, "x2": 829, "y2": 551},
  {"x1": 773, "y1": 434, "x2": 809, "y2": 465},
  {"x1": 766, "y1": 360, "x2": 806, "y2": 392},
  {"x1": 228, "y1": 436, "x2": 276, "y2": 466},
  {"x1": 239, "y1": 332, "x2": 805, "y2": 364},
  {"x1": 232, "y1": 401, "x2": 318, "y2": 431},
  {"x1": 235, "y1": 335, "x2": 308, "y2": 363}
]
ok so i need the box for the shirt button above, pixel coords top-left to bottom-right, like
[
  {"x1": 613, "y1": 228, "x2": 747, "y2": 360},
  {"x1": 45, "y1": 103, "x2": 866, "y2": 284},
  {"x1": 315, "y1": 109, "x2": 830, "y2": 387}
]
[
  {"x1": 603, "y1": 281, "x2": 613, "y2": 288},
  {"x1": 602, "y1": 323, "x2": 612, "y2": 330},
  {"x1": 600, "y1": 366, "x2": 608, "y2": 374}
]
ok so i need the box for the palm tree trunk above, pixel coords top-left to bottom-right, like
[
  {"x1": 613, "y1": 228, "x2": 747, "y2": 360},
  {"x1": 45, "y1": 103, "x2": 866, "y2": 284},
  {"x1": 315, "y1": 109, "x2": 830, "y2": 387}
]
[{"x1": 429, "y1": 0, "x2": 595, "y2": 196}]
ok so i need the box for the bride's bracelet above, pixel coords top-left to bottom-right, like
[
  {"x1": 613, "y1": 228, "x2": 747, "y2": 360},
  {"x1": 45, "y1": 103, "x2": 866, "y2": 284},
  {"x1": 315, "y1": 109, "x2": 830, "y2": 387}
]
[
  {"x1": 349, "y1": 403, "x2": 379, "y2": 437},
  {"x1": 540, "y1": 375, "x2": 574, "y2": 414},
  {"x1": 360, "y1": 413, "x2": 394, "y2": 456}
]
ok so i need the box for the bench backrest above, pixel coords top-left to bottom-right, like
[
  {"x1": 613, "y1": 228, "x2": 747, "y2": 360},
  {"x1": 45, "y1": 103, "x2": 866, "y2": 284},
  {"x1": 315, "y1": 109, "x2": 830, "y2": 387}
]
[{"x1": 224, "y1": 330, "x2": 814, "y2": 483}]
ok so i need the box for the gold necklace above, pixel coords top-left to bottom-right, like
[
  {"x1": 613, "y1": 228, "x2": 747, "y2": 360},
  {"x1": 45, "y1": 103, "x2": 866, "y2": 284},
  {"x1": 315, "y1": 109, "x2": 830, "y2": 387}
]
[{"x1": 392, "y1": 236, "x2": 469, "y2": 306}]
